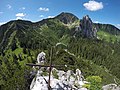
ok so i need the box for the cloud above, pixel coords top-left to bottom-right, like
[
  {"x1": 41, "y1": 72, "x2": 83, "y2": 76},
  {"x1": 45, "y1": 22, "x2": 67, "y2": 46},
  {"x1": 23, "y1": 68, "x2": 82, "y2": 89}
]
[
  {"x1": 39, "y1": 15, "x2": 44, "y2": 18},
  {"x1": 117, "y1": 24, "x2": 120, "y2": 29},
  {"x1": 16, "y1": 17, "x2": 23, "y2": 20},
  {"x1": 15, "y1": 13, "x2": 26, "y2": 20},
  {"x1": 22, "y1": 7, "x2": 25, "y2": 10},
  {"x1": 94, "y1": 21, "x2": 101, "y2": 23},
  {"x1": 47, "y1": 16, "x2": 54, "y2": 18},
  {"x1": 83, "y1": 0, "x2": 103, "y2": 11},
  {"x1": 38, "y1": 7, "x2": 49, "y2": 12},
  {"x1": 94, "y1": 21, "x2": 99, "y2": 23},
  {"x1": 0, "y1": 22, "x2": 6, "y2": 26},
  {"x1": 16, "y1": 13, "x2": 26, "y2": 17},
  {"x1": 7, "y1": 4, "x2": 12, "y2": 9}
]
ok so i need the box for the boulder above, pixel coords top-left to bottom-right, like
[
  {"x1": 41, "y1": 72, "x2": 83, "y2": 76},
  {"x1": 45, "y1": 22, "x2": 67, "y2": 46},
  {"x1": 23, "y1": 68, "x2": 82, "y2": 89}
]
[{"x1": 102, "y1": 84, "x2": 120, "y2": 90}]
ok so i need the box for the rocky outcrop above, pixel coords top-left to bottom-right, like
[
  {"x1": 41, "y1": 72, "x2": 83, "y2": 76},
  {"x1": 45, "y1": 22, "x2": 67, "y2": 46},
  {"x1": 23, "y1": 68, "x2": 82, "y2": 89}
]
[
  {"x1": 30, "y1": 52, "x2": 88, "y2": 90},
  {"x1": 30, "y1": 68, "x2": 88, "y2": 90},
  {"x1": 80, "y1": 15, "x2": 97, "y2": 38},
  {"x1": 102, "y1": 84, "x2": 120, "y2": 90}
]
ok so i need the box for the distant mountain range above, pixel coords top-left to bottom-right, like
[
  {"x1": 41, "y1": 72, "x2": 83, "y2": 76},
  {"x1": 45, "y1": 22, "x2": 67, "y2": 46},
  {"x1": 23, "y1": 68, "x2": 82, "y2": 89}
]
[
  {"x1": 0, "y1": 12, "x2": 120, "y2": 51},
  {"x1": 0, "y1": 12, "x2": 120, "y2": 90}
]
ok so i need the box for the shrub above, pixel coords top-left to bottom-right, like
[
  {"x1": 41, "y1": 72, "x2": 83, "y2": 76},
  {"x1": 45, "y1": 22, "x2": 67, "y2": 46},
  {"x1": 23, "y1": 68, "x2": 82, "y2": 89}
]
[{"x1": 86, "y1": 76, "x2": 102, "y2": 90}]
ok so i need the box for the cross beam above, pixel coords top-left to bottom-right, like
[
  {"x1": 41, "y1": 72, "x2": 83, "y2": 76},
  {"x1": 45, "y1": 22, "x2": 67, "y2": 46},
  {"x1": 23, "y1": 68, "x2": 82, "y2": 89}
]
[{"x1": 26, "y1": 63, "x2": 64, "y2": 67}]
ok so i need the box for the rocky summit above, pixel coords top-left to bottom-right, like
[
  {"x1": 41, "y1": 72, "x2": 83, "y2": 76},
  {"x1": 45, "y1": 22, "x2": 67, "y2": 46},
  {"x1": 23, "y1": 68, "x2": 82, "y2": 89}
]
[
  {"x1": 30, "y1": 68, "x2": 88, "y2": 90},
  {"x1": 30, "y1": 52, "x2": 88, "y2": 90}
]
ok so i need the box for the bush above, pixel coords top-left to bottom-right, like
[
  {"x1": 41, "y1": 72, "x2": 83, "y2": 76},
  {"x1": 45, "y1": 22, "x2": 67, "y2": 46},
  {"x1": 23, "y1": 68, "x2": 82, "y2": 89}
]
[{"x1": 86, "y1": 76, "x2": 102, "y2": 90}]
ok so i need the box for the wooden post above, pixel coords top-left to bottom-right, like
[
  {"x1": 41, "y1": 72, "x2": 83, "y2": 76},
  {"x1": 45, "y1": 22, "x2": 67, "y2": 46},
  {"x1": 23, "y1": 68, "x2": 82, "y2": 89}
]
[{"x1": 48, "y1": 47, "x2": 52, "y2": 90}]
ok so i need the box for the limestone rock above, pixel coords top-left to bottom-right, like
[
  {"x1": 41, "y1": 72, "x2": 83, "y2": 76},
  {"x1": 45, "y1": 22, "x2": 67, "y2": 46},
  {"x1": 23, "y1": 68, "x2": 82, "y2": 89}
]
[
  {"x1": 80, "y1": 15, "x2": 97, "y2": 38},
  {"x1": 102, "y1": 84, "x2": 120, "y2": 90},
  {"x1": 30, "y1": 68, "x2": 88, "y2": 90}
]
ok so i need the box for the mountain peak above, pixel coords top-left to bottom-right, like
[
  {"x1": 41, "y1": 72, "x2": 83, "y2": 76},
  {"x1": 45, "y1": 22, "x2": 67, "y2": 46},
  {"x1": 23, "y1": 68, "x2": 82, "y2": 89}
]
[
  {"x1": 83, "y1": 15, "x2": 90, "y2": 20},
  {"x1": 82, "y1": 15, "x2": 92, "y2": 22},
  {"x1": 80, "y1": 15, "x2": 97, "y2": 38},
  {"x1": 6, "y1": 19, "x2": 33, "y2": 30},
  {"x1": 55, "y1": 12, "x2": 79, "y2": 24}
]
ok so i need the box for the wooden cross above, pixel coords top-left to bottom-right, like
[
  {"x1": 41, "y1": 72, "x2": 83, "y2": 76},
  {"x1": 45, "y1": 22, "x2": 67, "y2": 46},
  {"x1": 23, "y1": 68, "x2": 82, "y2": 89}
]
[
  {"x1": 26, "y1": 48, "x2": 67, "y2": 90},
  {"x1": 26, "y1": 59, "x2": 66, "y2": 90}
]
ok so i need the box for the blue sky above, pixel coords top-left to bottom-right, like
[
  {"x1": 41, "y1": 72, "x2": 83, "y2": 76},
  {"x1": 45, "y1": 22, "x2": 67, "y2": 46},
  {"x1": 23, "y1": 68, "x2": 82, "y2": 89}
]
[{"x1": 0, "y1": 0, "x2": 120, "y2": 28}]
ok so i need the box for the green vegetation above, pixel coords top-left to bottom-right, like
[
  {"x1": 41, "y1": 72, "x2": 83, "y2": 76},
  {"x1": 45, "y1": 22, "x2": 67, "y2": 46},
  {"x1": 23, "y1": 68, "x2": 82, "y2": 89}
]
[
  {"x1": 52, "y1": 69, "x2": 59, "y2": 79},
  {"x1": 41, "y1": 71, "x2": 48, "y2": 76},
  {"x1": 97, "y1": 31, "x2": 120, "y2": 42},
  {"x1": 86, "y1": 76, "x2": 102, "y2": 90},
  {"x1": 0, "y1": 13, "x2": 120, "y2": 90}
]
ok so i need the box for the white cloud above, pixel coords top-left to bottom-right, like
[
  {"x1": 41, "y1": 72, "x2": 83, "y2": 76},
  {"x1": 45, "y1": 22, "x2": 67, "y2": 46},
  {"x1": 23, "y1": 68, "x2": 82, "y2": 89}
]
[
  {"x1": 47, "y1": 16, "x2": 54, "y2": 18},
  {"x1": 16, "y1": 13, "x2": 26, "y2": 17},
  {"x1": 0, "y1": 22, "x2": 6, "y2": 26},
  {"x1": 39, "y1": 15, "x2": 44, "y2": 18},
  {"x1": 7, "y1": 4, "x2": 12, "y2": 9},
  {"x1": 94, "y1": 21, "x2": 99, "y2": 23},
  {"x1": 117, "y1": 24, "x2": 120, "y2": 29},
  {"x1": 38, "y1": 7, "x2": 49, "y2": 12},
  {"x1": 15, "y1": 13, "x2": 26, "y2": 20},
  {"x1": 94, "y1": 21, "x2": 101, "y2": 23},
  {"x1": 22, "y1": 7, "x2": 25, "y2": 10},
  {"x1": 16, "y1": 17, "x2": 23, "y2": 20},
  {"x1": 83, "y1": 0, "x2": 103, "y2": 11}
]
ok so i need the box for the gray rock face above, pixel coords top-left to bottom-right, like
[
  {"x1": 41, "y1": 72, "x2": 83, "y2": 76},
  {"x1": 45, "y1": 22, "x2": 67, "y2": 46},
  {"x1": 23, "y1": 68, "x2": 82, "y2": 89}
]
[
  {"x1": 30, "y1": 68, "x2": 88, "y2": 90},
  {"x1": 102, "y1": 84, "x2": 120, "y2": 90},
  {"x1": 30, "y1": 53, "x2": 88, "y2": 90},
  {"x1": 80, "y1": 15, "x2": 97, "y2": 38},
  {"x1": 37, "y1": 52, "x2": 46, "y2": 64}
]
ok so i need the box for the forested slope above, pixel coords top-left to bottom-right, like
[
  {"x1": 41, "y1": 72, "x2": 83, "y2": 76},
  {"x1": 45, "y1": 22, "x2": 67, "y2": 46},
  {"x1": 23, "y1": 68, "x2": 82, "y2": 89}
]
[{"x1": 0, "y1": 12, "x2": 120, "y2": 90}]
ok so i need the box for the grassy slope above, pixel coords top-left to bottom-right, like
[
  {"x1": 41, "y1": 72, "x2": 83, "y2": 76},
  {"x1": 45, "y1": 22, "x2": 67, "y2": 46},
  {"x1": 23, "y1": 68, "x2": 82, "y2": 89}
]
[{"x1": 97, "y1": 31, "x2": 120, "y2": 42}]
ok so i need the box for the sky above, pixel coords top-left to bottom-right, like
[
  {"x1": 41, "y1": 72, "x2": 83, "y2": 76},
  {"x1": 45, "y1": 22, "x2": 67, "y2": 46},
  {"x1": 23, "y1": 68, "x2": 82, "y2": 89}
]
[{"x1": 0, "y1": 0, "x2": 120, "y2": 28}]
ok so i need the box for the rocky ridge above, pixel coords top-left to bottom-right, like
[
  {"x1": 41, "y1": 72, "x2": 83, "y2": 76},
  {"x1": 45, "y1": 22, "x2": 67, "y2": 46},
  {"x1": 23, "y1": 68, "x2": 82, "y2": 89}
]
[
  {"x1": 30, "y1": 68, "x2": 88, "y2": 90},
  {"x1": 30, "y1": 52, "x2": 88, "y2": 90}
]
